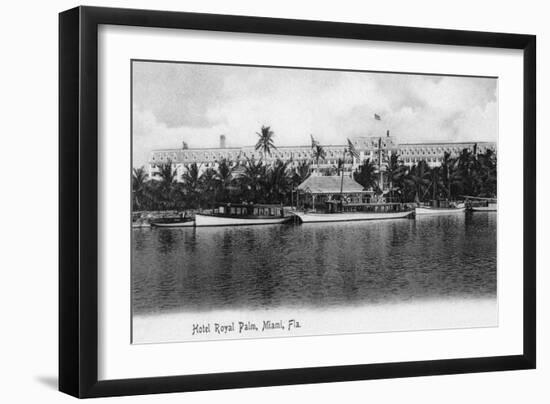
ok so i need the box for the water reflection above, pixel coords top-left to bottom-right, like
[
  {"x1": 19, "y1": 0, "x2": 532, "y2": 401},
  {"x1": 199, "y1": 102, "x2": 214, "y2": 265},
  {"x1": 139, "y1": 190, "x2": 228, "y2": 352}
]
[{"x1": 132, "y1": 213, "x2": 496, "y2": 314}]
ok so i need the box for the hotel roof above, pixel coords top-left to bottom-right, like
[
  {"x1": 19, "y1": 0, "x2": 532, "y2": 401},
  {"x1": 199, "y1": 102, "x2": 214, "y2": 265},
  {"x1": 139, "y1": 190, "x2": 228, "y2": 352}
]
[{"x1": 151, "y1": 140, "x2": 496, "y2": 153}]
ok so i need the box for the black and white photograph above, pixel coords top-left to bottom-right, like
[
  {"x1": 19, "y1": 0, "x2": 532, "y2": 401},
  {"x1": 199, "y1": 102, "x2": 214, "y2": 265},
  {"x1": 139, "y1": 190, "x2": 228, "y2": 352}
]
[
  {"x1": 131, "y1": 60, "x2": 498, "y2": 344},
  {"x1": 1, "y1": 0, "x2": 545, "y2": 401}
]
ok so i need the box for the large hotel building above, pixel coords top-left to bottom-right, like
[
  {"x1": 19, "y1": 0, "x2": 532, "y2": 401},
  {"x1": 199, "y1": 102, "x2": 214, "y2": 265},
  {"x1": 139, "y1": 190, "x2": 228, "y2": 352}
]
[{"x1": 148, "y1": 132, "x2": 496, "y2": 181}]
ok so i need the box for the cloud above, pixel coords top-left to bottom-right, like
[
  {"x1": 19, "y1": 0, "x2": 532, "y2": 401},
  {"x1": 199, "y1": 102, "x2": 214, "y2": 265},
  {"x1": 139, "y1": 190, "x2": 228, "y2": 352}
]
[
  {"x1": 132, "y1": 62, "x2": 498, "y2": 167},
  {"x1": 133, "y1": 62, "x2": 229, "y2": 128}
]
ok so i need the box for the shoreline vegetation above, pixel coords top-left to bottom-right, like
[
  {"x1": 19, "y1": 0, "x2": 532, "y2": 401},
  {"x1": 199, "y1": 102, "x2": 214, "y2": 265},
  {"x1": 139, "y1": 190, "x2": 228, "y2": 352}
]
[{"x1": 132, "y1": 126, "x2": 497, "y2": 214}]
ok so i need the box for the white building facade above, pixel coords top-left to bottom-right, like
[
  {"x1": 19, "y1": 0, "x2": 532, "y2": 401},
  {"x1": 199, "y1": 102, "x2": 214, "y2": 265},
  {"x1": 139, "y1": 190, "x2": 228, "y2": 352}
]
[{"x1": 147, "y1": 134, "x2": 496, "y2": 181}]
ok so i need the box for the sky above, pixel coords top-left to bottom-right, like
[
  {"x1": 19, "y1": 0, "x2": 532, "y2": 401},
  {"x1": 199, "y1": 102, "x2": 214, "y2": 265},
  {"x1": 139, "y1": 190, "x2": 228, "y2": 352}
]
[{"x1": 132, "y1": 61, "x2": 498, "y2": 167}]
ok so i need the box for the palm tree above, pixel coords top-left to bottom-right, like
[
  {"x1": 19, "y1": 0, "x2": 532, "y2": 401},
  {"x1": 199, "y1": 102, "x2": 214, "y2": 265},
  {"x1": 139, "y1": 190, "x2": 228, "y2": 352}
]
[
  {"x1": 255, "y1": 125, "x2": 276, "y2": 158},
  {"x1": 156, "y1": 160, "x2": 178, "y2": 209},
  {"x1": 181, "y1": 162, "x2": 201, "y2": 188},
  {"x1": 158, "y1": 160, "x2": 177, "y2": 185},
  {"x1": 242, "y1": 157, "x2": 267, "y2": 202},
  {"x1": 440, "y1": 152, "x2": 453, "y2": 198},
  {"x1": 354, "y1": 158, "x2": 378, "y2": 191},
  {"x1": 199, "y1": 168, "x2": 218, "y2": 207},
  {"x1": 132, "y1": 166, "x2": 148, "y2": 210},
  {"x1": 476, "y1": 149, "x2": 497, "y2": 197},
  {"x1": 439, "y1": 151, "x2": 465, "y2": 199},
  {"x1": 181, "y1": 162, "x2": 202, "y2": 208},
  {"x1": 293, "y1": 160, "x2": 311, "y2": 184},
  {"x1": 385, "y1": 154, "x2": 408, "y2": 201},
  {"x1": 457, "y1": 147, "x2": 477, "y2": 196},
  {"x1": 404, "y1": 160, "x2": 432, "y2": 203},
  {"x1": 142, "y1": 180, "x2": 162, "y2": 211},
  {"x1": 312, "y1": 144, "x2": 326, "y2": 173},
  {"x1": 214, "y1": 158, "x2": 233, "y2": 202},
  {"x1": 429, "y1": 166, "x2": 443, "y2": 200},
  {"x1": 266, "y1": 159, "x2": 291, "y2": 204}
]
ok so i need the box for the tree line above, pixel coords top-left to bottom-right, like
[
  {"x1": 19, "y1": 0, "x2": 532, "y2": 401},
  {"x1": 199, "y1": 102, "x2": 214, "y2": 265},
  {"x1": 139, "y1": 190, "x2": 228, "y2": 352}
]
[{"x1": 132, "y1": 126, "x2": 496, "y2": 211}]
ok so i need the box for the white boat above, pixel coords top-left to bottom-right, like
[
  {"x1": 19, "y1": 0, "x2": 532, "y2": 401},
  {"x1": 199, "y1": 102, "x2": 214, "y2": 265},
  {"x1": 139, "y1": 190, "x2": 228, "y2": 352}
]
[
  {"x1": 415, "y1": 206, "x2": 466, "y2": 215},
  {"x1": 150, "y1": 212, "x2": 195, "y2": 228},
  {"x1": 151, "y1": 220, "x2": 195, "y2": 228},
  {"x1": 195, "y1": 214, "x2": 291, "y2": 226},
  {"x1": 195, "y1": 204, "x2": 292, "y2": 227},
  {"x1": 292, "y1": 209, "x2": 413, "y2": 223}
]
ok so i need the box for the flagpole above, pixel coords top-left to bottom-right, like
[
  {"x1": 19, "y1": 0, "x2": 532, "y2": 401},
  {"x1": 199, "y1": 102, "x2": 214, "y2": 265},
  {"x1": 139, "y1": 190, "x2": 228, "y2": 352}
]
[
  {"x1": 340, "y1": 150, "x2": 346, "y2": 195},
  {"x1": 378, "y1": 137, "x2": 383, "y2": 193},
  {"x1": 339, "y1": 149, "x2": 347, "y2": 212}
]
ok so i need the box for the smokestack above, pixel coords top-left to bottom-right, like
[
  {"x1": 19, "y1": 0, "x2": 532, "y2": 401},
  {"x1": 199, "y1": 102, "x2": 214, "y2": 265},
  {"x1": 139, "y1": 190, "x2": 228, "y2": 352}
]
[
  {"x1": 182, "y1": 141, "x2": 188, "y2": 149},
  {"x1": 220, "y1": 134, "x2": 226, "y2": 148},
  {"x1": 386, "y1": 130, "x2": 390, "y2": 137}
]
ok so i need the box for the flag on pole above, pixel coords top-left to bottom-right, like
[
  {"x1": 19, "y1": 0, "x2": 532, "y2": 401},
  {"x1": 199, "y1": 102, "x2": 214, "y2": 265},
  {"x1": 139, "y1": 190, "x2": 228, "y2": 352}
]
[
  {"x1": 347, "y1": 138, "x2": 360, "y2": 159},
  {"x1": 310, "y1": 134, "x2": 318, "y2": 149},
  {"x1": 374, "y1": 113, "x2": 381, "y2": 121}
]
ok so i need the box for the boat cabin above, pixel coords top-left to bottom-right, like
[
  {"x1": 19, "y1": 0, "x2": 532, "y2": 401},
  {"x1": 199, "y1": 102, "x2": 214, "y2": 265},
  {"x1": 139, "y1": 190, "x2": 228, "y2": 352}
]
[
  {"x1": 421, "y1": 199, "x2": 459, "y2": 208},
  {"x1": 325, "y1": 201, "x2": 409, "y2": 214},
  {"x1": 462, "y1": 196, "x2": 497, "y2": 209},
  {"x1": 214, "y1": 203, "x2": 285, "y2": 217}
]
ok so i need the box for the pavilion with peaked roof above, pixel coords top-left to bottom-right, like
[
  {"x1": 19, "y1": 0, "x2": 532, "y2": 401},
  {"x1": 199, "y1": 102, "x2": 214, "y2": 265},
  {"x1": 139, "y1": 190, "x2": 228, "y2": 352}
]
[{"x1": 294, "y1": 174, "x2": 372, "y2": 211}]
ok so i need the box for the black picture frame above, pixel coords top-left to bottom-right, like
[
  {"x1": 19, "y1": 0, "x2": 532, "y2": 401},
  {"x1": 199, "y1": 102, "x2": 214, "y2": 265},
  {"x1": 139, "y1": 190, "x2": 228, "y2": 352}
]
[{"x1": 59, "y1": 6, "x2": 536, "y2": 398}]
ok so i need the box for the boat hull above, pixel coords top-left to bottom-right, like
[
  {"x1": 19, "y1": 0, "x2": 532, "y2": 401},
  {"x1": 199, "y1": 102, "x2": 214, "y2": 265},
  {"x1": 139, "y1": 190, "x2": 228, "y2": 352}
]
[
  {"x1": 132, "y1": 222, "x2": 151, "y2": 228},
  {"x1": 292, "y1": 210, "x2": 413, "y2": 223},
  {"x1": 415, "y1": 207, "x2": 466, "y2": 215},
  {"x1": 195, "y1": 214, "x2": 291, "y2": 227},
  {"x1": 151, "y1": 221, "x2": 195, "y2": 228}
]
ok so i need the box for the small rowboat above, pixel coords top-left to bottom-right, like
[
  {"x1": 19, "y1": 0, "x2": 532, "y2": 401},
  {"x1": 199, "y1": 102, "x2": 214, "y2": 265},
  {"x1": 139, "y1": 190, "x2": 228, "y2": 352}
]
[{"x1": 151, "y1": 213, "x2": 195, "y2": 228}]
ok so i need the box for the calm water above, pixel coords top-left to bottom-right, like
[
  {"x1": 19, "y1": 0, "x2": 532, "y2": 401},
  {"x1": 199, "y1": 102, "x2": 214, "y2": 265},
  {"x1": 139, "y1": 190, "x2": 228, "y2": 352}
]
[{"x1": 132, "y1": 213, "x2": 496, "y2": 315}]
